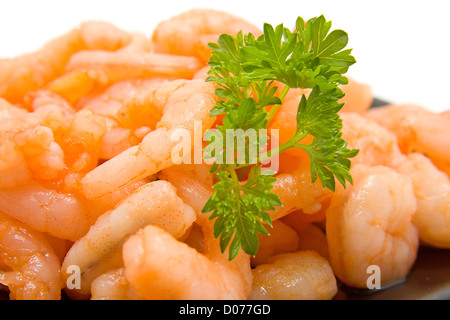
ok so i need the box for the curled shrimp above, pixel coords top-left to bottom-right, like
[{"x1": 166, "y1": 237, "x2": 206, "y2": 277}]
[
  {"x1": 80, "y1": 79, "x2": 216, "y2": 199},
  {"x1": 395, "y1": 153, "x2": 450, "y2": 248},
  {"x1": 152, "y1": 9, "x2": 262, "y2": 63},
  {"x1": 122, "y1": 222, "x2": 252, "y2": 300},
  {"x1": 90, "y1": 268, "x2": 130, "y2": 300},
  {"x1": 326, "y1": 165, "x2": 419, "y2": 288},
  {"x1": 61, "y1": 180, "x2": 196, "y2": 298},
  {"x1": 0, "y1": 21, "x2": 132, "y2": 104},
  {"x1": 251, "y1": 220, "x2": 299, "y2": 267},
  {"x1": 128, "y1": 165, "x2": 252, "y2": 300},
  {"x1": 339, "y1": 112, "x2": 405, "y2": 167},
  {"x1": 367, "y1": 104, "x2": 450, "y2": 175},
  {"x1": 75, "y1": 77, "x2": 167, "y2": 159},
  {"x1": 339, "y1": 77, "x2": 373, "y2": 114},
  {"x1": 0, "y1": 177, "x2": 147, "y2": 241},
  {"x1": 0, "y1": 211, "x2": 62, "y2": 300},
  {"x1": 270, "y1": 154, "x2": 333, "y2": 220},
  {"x1": 249, "y1": 250, "x2": 337, "y2": 300}
]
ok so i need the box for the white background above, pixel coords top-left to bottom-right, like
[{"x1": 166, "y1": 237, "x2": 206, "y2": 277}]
[{"x1": 0, "y1": 0, "x2": 449, "y2": 112}]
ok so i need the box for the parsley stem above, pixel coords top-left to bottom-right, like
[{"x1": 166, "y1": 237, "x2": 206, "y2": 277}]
[{"x1": 266, "y1": 84, "x2": 290, "y2": 123}]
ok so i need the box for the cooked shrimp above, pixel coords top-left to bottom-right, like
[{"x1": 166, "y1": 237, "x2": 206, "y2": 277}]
[
  {"x1": 339, "y1": 77, "x2": 373, "y2": 114},
  {"x1": 249, "y1": 250, "x2": 337, "y2": 300},
  {"x1": 251, "y1": 220, "x2": 299, "y2": 267},
  {"x1": 90, "y1": 268, "x2": 131, "y2": 300},
  {"x1": 61, "y1": 180, "x2": 196, "y2": 297},
  {"x1": 295, "y1": 223, "x2": 330, "y2": 260},
  {"x1": 326, "y1": 165, "x2": 419, "y2": 288},
  {"x1": 0, "y1": 176, "x2": 147, "y2": 242},
  {"x1": 395, "y1": 153, "x2": 450, "y2": 248},
  {"x1": 75, "y1": 78, "x2": 167, "y2": 159},
  {"x1": 367, "y1": 104, "x2": 450, "y2": 174},
  {"x1": 339, "y1": 112, "x2": 405, "y2": 167},
  {"x1": 122, "y1": 223, "x2": 252, "y2": 300},
  {"x1": 66, "y1": 50, "x2": 203, "y2": 85},
  {"x1": 152, "y1": 9, "x2": 262, "y2": 63},
  {"x1": 80, "y1": 79, "x2": 216, "y2": 199},
  {"x1": 0, "y1": 211, "x2": 62, "y2": 300},
  {"x1": 0, "y1": 21, "x2": 131, "y2": 104},
  {"x1": 0, "y1": 181, "x2": 96, "y2": 241},
  {"x1": 270, "y1": 155, "x2": 333, "y2": 221}
]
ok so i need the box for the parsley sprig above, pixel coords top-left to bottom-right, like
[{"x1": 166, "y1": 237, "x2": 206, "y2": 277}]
[{"x1": 202, "y1": 15, "x2": 358, "y2": 260}]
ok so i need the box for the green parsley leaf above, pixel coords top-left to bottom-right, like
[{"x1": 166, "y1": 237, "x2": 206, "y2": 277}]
[{"x1": 203, "y1": 15, "x2": 358, "y2": 260}]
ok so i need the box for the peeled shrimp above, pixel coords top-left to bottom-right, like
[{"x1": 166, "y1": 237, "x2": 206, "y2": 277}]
[
  {"x1": 56, "y1": 50, "x2": 203, "y2": 105},
  {"x1": 152, "y1": 9, "x2": 262, "y2": 63},
  {"x1": 339, "y1": 112, "x2": 405, "y2": 167},
  {"x1": 339, "y1": 77, "x2": 373, "y2": 114},
  {"x1": 251, "y1": 220, "x2": 299, "y2": 267},
  {"x1": 0, "y1": 21, "x2": 132, "y2": 104},
  {"x1": 367, "y1": 104, "x2": 450, "y2": 175},
  {"x1": 122, "y1": 223, "x2": 252, "y2": 300},
  {"x1": 326, "y1": 165, "x2": 419, "y2": 288},
  {"x1": 61, "y1": 180, "x2": 196, "y2": 297},
  {"x1": 90, "y1": 268, "x2": 130, "y2": 300},
  {"x1": 395, "y1": 153, "x2": 450, "y2": 248},
  {"x1": 0, "y1": 176, "x2": 147, "y2": 242},
  {"x1": 75, "y1": 78, "x2": 167, "y2": 159},
  {"x1": 0, "y1": 211, "x2": 62, "y2": 300},
  {"x1": 249, "y1": 250, "x2": 337, "y2": 300},
  {"x1": 270, "y1": 155, "x2": 333, "y2": 221},
  {"x1": 80, "y1": 79, "x2": 216, "y2": 199}
]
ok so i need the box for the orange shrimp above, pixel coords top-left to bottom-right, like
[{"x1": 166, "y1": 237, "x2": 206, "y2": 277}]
[{"x1": 0, "y1": 211, "x2": 62, "y2": 300}]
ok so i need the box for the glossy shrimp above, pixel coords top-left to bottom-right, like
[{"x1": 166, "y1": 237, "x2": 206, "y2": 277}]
[
  {"x1": 122, "y1": 222, "x2": 252, "y2": 300},
  {"x1": 61, "y1": 180, "x2": 196, "y2": 298},
  {"x1": 0, "y1": 21, "x2": 132, "y2": 104},
  {"x1": 395, "y1": 153, "x2": 450, "y2": 248},
  {"x1": 0, "y1": 211, "x2": 62, "y2": 300},
  {"x1": 80, "y1": 79, "x2": 216, "y2": 199},
  {"x1": 90, "y1": 268, "x2": 130, "y2": 300},
  {"x1": 76, "y1": 77, "x2": 167, "y2": 159},
  {"x1": 367, "y1": 104, "x2": 450, "y2": 175},
  {"x1": 270, "y1": 154, "x2": 333, "y2": 221},
  {"x1": 152, "y1": 9, "x2": 262, "y2": 63},
  {"x1": 339, "y1": 112, "x2": 405, "y2": 167},
  {"x1": 326, "y1": 165, "x2": 419, "y2": 288},
  {"x1": 249, "y1": 250, "x2": 337, "y2": 300},
  {"x1": 251, "y1": 220, "x2": 299, "y2": 267}
]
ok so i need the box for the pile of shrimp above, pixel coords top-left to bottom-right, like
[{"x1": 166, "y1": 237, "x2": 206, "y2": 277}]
[{"x1": 0, "y1": 9, "x2": 449, "y2": 300}]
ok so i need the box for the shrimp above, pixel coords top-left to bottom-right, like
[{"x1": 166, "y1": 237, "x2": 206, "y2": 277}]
[
  {"x1": 326, "y1": 165, "x2": 419, "y2": 288},
  {"x1": 75, "y1": 78, "x2": 167, "y2": 159},
  {"x1": 249, "y1": 250, "x2": 337, "y2": 300},
  {"x1": 122, "y1": 223, "x2": 252, "y2": 300},
  {"x1": 270, "y1": 154, "x2": 333, "y2": 221},
  {"x1": 0, "y1": 176, "x2": 147, "y2": 242},
  {"x1": 152, "y1": 9, "x2": 262, "y2": 63},
  {"x1": 0, "y1": 21, "x2": 132, "y2": 104},
  {"x1": 90, "y1": 268, "x2": 131, "y2": 300},
  {"x1": 339, "y1": 77, "x2": 373, "y2": 114},
  {"x1": 281, "y1": 209, "x2": 329, "y2": 260},
  {"x1": 339, "y1": 112, "x2": 405, "y2": 167},
  {"x1": 251, "y1": 220, "x2": 299, "y2": 267},
  {"x1": 61, "y1": 180, "x2": 196, "y2": 298},
  {"x1": 57, "y1": 50, "x2": 203, "y2": 105},
  {"x1": 80, "y1": 79, "x2": 216, "y2": 199},
  {"x1": 0, "y1": 180, "x2": 96, "y2": 241},
  {"x1": 0, "y1": 211, "x2": 62, "y2": 300},
  {"x1": 367, "y1": 104, "x2": 450, "y2": 175},
  {"x1": 395, "y1": 153, "x2": 450, "y2": 248}
]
